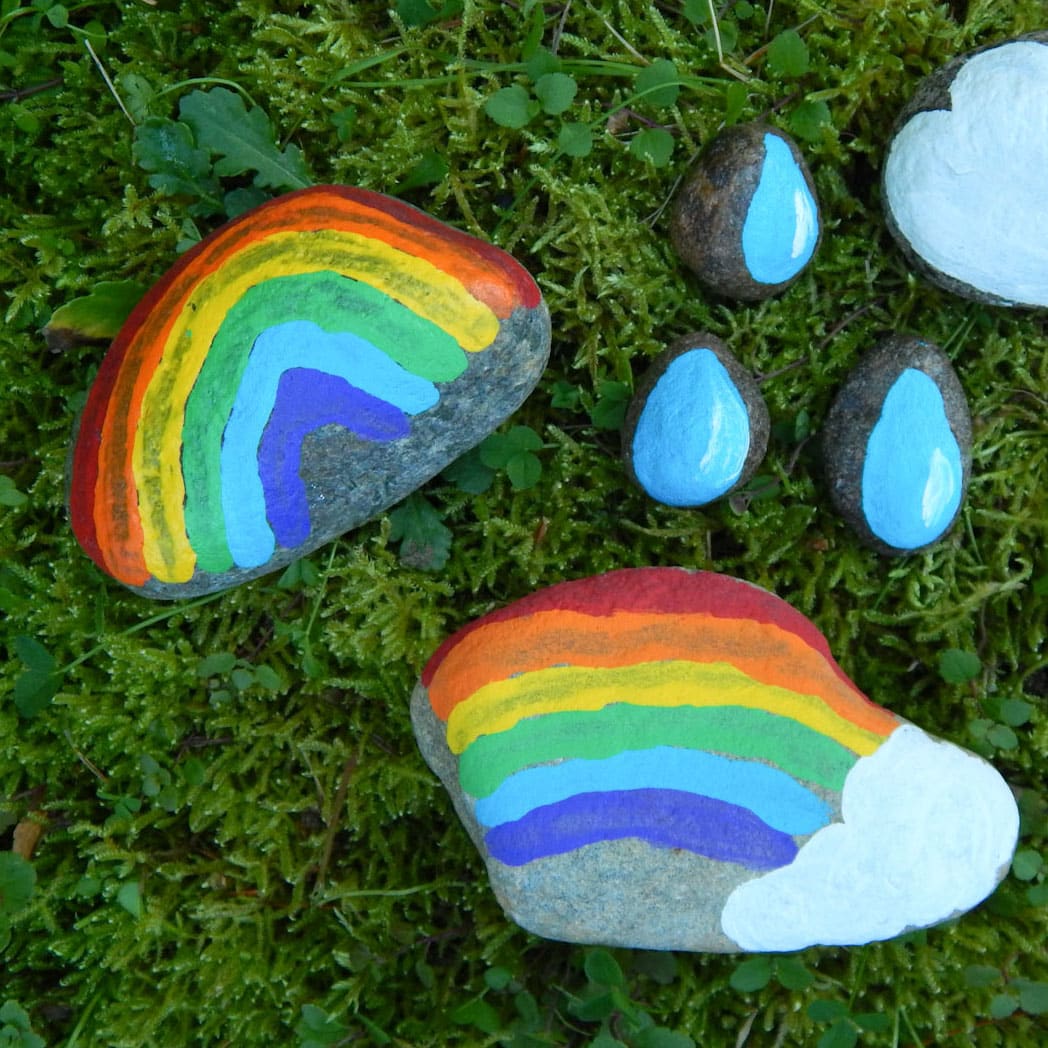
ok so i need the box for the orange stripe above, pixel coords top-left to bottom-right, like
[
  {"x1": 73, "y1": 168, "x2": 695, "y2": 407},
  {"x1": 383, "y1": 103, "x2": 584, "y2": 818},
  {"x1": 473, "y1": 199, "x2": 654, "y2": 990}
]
[
  {"x1": 91, "y1": 186, "x2": 530, "y2": 583},
  {"x1": 426, "y1": 609, "x2": 898, "y2": 737}
]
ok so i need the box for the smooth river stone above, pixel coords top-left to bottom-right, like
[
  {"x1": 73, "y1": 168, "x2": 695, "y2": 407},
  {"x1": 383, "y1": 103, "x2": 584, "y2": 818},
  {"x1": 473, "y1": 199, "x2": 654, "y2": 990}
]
[
  {"x1": 883, "y1": 32, "x2": 1048, "y2": 307},
  {"x1": 621, "y1": 333, "x2": 768, "y2": 507},
  {"x1": 822, "y1": 336, "x2": 971, "y2": 556},
  {"x1": 68, "y1": 185, "x2": 551, "y2": 598},
  {"x1": 411, "y1": 567, "x2": 1018, "y2": 952},
  {"x1": 670, "y1": 123, "x2": 820, "y2": 300}
]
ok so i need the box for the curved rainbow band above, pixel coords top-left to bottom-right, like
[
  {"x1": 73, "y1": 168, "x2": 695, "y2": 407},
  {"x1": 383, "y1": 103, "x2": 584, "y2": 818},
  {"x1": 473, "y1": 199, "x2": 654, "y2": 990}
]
[
  {"x1": 70, "y1": 186, "x2": 541, "y2": 587},
  {"x1": 421, "y1": 569, "x2": 900, "y2": 872}
]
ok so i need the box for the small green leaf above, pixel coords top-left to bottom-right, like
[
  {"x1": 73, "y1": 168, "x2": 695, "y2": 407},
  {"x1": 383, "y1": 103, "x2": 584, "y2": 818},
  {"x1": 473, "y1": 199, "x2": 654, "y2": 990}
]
[
  {"x1": 1027, "y1": 882, "x2": 1048, "y2": 906},
  {"x1": 787, "y1": 99, "x2": 832, "y2": 143},
  {"x1": 767, "y1": 29, "x2": 809, "y2": 77},
  {"x1": 0, "y1": 475, "x2": 27, "y2": 508},
  {"x1": 0, "y1": 853, "x2": 36, "y2": 916},
  {"x1": 443, "y1": 447, "x2": 495, "y2": 494},
  {"x1": 514, "y1": 989, "x2": 540, "y2": 1026},
  {"x1": 938, "y1": 649, "x2": 981, "y2": 685},
  {"x1": 14, "y1": 636, "x2": 54, "y2": 674},
  {"x1": 484, "y1": 966, "x2": 512, "y2": 991},
  {"x1": 964, "y1": 964, "x2": 1002, "y2": 988},
  {"x1": 534, "y1": 72, "x2": 577, "y2": 115},
  {"x1": 730, "y1": 956, "x2": 772, "y2": 992},
  {"x1": 253, "y1": 665, "x2": 283, "y2": 691},
  {"x1": 774, "y1": 957, "x2": 814, "y2": 990},
  {"x1": 196, "y1": 652, "x2": 237, "y2": 677},
  {"x1": 331, "y1": 104, "x2": 357, "y2": 143},
  {"x1": 568, "y1": 990, "x2": 617, "y2": 1022},
  {"x1": 396, "y1": 0, "x2": 463, "y2": 27},
  {"x1": 1019, "y1": 982, "x2": 1048, "y2": 1015},
  {"x1": 853, "y1": 1013, "x2": 891, "y2": 1032},
  {"x1": 584, "y1": 948, "x2": 625, "y2": 987},
  {"x1": 45, "y1": 4, "x2": 67, "y2": 28},
  {"x1": 633, "y1": 1028, "x2": 695, "y2": 1048},
  {"x1": 388, "y1": 495, "x2": 452, "y2": 571},
  {"x1": 295, "y1": 1004, "x2": 350, "y2": 1045},
  {"x1": 1012, "y1": 849, "x2": 1043, "y2": 881},
  {"x1": 506, "y1": 453, "x2": 542, "y2": 490},
  {"x1": 1000, "y1": 698, "x2": 1034, "y2": 727},
  {"x1": 558, "y1": 121, "x2": 593, "y2": 157},
  {"x1": 989, "y1": 993, "x2": 1019, "y2": 1019},
  {"x1": 807, "y1": 999, "x2": 848, "y2": 1023},
  {"x1": 14, "y1": 670, "x2": 58, "y2": 719},
  {"x1": 818, "y1": 1019, "x2": 858, "y2": 1048},
  {"x1": 682, "y1": 0, "x2": 711, "y2": 25},
  {"x1": 180, "y1": 87, "x2": 311, "y2": 191},
  {"x1": 590, "y1": 1034, "x2": 628, "y2": 1048},
  {"x1": 632, "y1": 951, "x2": 679, "y2": 985},
  {"x1": 485, "y1": 84, "x2": 537, "y2": 129},
  {"x1": 132, "y1": 117, "x2": 222, "y2": 210},
  {"x1": 628, "y1": 127, "x2": 675, "y2": 167},
  {"x1": 724, "y1": 81, "x2": 748, "y2": 124},
  {"x1": 451, "y1": 998, "x2": 501, "y2": 1033},
  {"x1": 590, "y1": 380, "x2": 631, "y2": 431},
  {"x1": 115, "y1": 881, "x2": 142, "y2": 918},
  {"x1": 42, "y1": 280, "x2": 147, "y2": 351},
  {"x1": 398, "y1": 149, "x2": 449, "y2": 192},
  {"x1": 231, "y1": 667, "x2": 255, "y2": 691},
  {"x1": 223, "y1": 186, "x2": 269, "y2": 218},
  {"x1": 986, "y1": 723, "x2": 1019, "y2": 750},
  {"x1": 635, "y1": 59, "x2": 680, "y2": 108}
]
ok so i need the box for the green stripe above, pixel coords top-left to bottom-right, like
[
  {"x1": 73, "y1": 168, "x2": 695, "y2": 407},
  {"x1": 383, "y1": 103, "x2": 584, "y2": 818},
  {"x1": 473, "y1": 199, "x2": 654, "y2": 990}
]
[
  {"x1": 182, "y1": 270, "x2": 466, "y2": 572},
  {"x1": 458, "y1": 704, "x2": 858, "y2": 797}
]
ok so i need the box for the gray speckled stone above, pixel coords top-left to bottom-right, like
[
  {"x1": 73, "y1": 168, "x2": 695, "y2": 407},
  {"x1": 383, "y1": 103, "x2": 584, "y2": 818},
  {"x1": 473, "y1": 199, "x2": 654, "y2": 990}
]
[
  {"x1": 670, "y1": 122, "x2": 820, "y2": 301},
  {"x1": 621, "y1": 333, "x2": 769, "y2": 508},
  {"x1": 822, "y1": 335, "x2": 972, "y2": 556},
  {"x1": 410, "y1": 568, "x2": 1018, "y2": 952},
  {"x1": 882, "y1": 32, "x2": 1048, "y2": 307}
]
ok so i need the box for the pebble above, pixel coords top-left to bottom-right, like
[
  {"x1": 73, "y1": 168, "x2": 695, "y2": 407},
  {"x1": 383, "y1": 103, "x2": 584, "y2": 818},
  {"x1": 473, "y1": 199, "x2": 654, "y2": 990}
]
[
  {"x1": 411, "y1": 567, "x2": 1017, "y2": 952},
  {"x1": 670, "y1": 122, "x2": 820, "y2": 300},
  {"x1": 883, "y1": 32, "x2": 1048, "y2": 307},
  {"x1": 621, "y1": 334, "x2": 768, "y2": 507},
  {"x1": 68, "y1": 185, "x2": 550, "y2": 598},
  {"x1": 822, "y1": 336, "x2": 971, "y2": 555}
]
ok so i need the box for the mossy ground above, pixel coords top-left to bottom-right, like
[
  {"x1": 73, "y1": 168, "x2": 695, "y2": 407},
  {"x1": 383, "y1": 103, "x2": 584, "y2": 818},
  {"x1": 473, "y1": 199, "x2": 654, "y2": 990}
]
[{"x1": 1, "y1": 1, "x2": 1046, "y2": 1045}]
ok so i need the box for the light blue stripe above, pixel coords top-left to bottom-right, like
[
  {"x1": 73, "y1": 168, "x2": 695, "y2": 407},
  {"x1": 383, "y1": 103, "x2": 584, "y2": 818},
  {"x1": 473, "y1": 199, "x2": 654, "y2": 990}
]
[
  {"x1": 473, "y1": 745, "x2": 831, "y2": 836},
  {"x1": 221, "y1": 320, "x2": 438, "y2": 568}
]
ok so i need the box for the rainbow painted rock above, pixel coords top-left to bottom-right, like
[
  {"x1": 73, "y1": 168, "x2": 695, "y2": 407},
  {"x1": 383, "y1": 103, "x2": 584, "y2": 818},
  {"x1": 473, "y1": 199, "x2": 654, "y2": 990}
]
[
  {"x1": 670, "y1": 123, "x2": 819, "y2": 301},
  {"x1": 622, "y1": 333, "x2": 768, "y2": 507},
  {"x1": 883, "y1": 33, "x2": 1048, "y2": 307},
  {"x1": 822, "y1": 336, "x2": 971, "y2": 556},
  {"x1": 411, "y1": 568, "x2": 1017, "y2": 952},
  {"x1": 68, "y1": 186, "x2": 550, "y2": 598}
]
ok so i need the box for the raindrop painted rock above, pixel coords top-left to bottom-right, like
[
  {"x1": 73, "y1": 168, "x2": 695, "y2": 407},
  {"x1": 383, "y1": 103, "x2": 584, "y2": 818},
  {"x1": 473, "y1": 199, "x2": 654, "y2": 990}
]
[
  {"x1": 822, "y1": 336, "x2": 971, "y2": 556},
  {"x1": 411, "y1": 568, "x2": 1017, "y2": 952},
  {"x1": 621, "y1": 333, "x2": 768, "y2": 507},
  {"x1": 883, "y1": 32, "x2": 1048, "y2": 307},
  {"x1": 68, "y1": 186, "x2": 551, "y2": 598},
  {"x1": 670, "y1": 123, "x2": 820, "y2": 300}
]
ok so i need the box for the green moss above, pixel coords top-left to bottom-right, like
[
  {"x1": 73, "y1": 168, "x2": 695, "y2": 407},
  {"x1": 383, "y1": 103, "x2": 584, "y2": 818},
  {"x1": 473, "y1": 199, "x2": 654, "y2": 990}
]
[{"x1": 2, "y1": 1, "x2": 1047, "y2": 1045}]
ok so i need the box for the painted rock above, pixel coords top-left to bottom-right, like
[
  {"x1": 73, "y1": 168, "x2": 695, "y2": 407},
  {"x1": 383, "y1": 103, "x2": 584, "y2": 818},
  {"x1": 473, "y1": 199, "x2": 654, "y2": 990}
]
[
  {"x1": 68, "y1": 186, "x2": 551, "y2": 598},
  {"x1": 822, "y1": 336, "x2": 971, "y2": 556},
  {"x1": 411, "y1": 568, "x2": 1018, "y2": 952},
  {"x1": 621, "y1": 333, "x2": 768, "y2": 507},
  {"x1": 670, "y1": 123, "x2": 820, "y2": 300},
  {"x1": 883, "y1": 32, "x2": 1048, "y2": 307}
]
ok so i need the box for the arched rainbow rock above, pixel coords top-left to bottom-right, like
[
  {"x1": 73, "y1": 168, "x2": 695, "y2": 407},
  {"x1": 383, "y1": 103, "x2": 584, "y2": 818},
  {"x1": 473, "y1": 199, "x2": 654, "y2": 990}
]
[
  {"x1": 69, "y1": 186, "x2": 550, "y2": 598},
  {"x1": 411, "y1": 568, "x2": 1018, "y2": 952}
]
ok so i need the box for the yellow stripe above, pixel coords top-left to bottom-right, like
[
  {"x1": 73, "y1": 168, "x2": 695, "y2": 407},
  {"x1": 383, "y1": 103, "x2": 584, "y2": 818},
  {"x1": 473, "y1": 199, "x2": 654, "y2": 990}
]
[
  {"x1": 446, "y1": 660, "x2": 885, "y2": 756},
  {"x1": 132, "y1": 229, "x2": 499, "y2": 582}
]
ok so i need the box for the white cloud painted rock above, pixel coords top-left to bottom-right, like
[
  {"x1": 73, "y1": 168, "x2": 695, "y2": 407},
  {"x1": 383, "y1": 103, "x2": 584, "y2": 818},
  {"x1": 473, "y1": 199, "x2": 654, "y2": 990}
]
[
  {"x1": 411, "y1": 568, "x2": 1018, "y2": 953},
  {"x1": 883, "y1": 33, "x2": 1048, "y2": 307}
]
